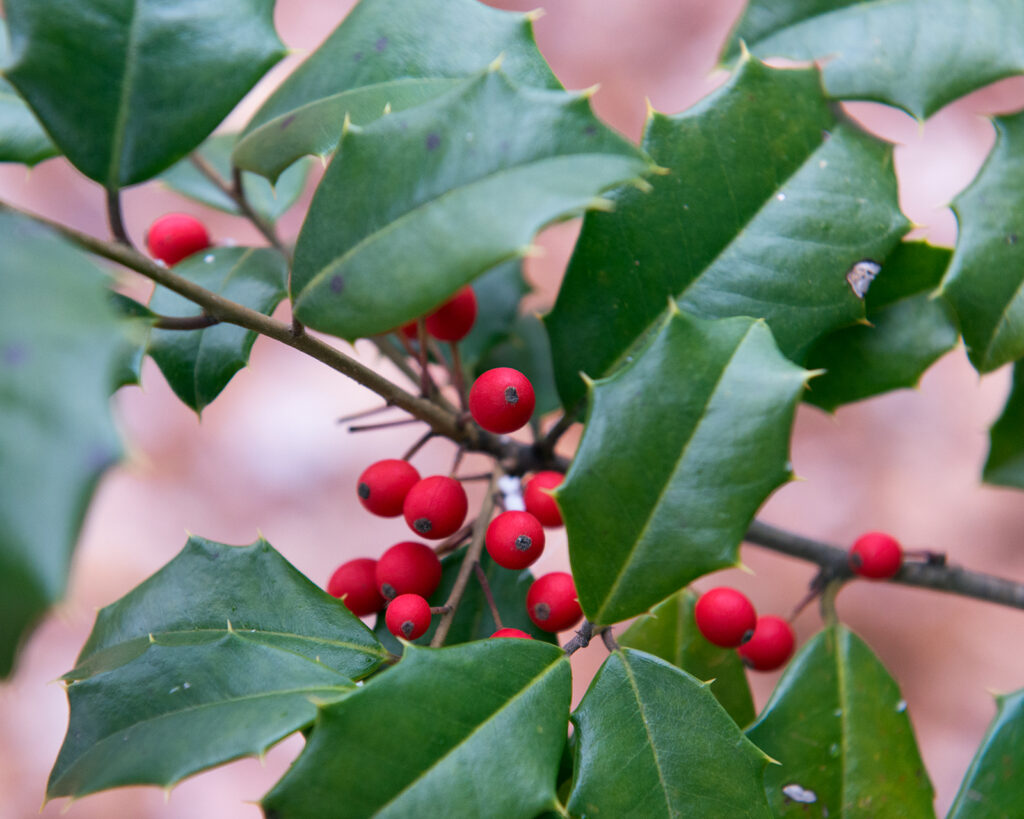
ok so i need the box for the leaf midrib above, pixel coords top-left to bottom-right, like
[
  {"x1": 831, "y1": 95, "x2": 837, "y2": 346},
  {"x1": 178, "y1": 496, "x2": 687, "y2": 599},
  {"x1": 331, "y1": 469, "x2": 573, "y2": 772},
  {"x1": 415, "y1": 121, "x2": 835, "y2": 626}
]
[
  {"x1": 619, "y1": 652, "x2": 675, "y2": 816},
  {"x1": 106, "y1": 0, "x2": 143, "y2": 189}
]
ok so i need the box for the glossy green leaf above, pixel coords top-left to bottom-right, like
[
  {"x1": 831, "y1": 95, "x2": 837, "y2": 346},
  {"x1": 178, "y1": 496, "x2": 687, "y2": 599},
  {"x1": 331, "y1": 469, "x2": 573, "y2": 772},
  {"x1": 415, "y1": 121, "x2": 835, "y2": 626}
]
[
  {"x1": 746, "y1": 625, "x2": 934, "y2": 817},
  {"x1": 108, "y1": 292, "x2": 153, "y2": 391},
  {"x1": 456, "y1": 259, "x2": 530, "y2": 372},
  {"x1": 983, "y1": 362, "x2": 1024, "y2": 488},
  {"x1": 236, "y1": 0, "x2": 558, "y2": 181},
  {"x1": 160, "y1": 133, "x2": 310, "y2": 223},
  {"x1": 475, "y1": 313, "x2": 561, "y2": 419},
  {"x1": 568, "y1": 649, "x2": 772, "y2": 818},
  {"x1": 373, "y1": 547, "x2": 557, "y2": 653},
  {"x1": 557, "y1": 308, "x2": 809, "y2": 625},
  {"x1": 0, "y1": 19, "x2": 57, "y2": 165},
  {"x1": 805, "y1": 242, "x2": 958, "y2": 411},
  {"x1": 147, "y1": 247, "x2": 287, "y2": 413},
  {"x1": 4, "y1": 0, "x2": 285, "y2": 187},
  {"x1": 948, "y1": 688, "x2": 1024, "y2": 818},
  {"x1": 940, "y1": 113, "x2": 1024, "y2": 373},
  {"x1": 48, "y1": 632, "x2": 354, "y2": 799},
  {"x1": 722, "y1": 0, "x2": 1024, "y2": 119},
  {"x1": 547, "y1": 57, "x2": 907, "y2": 408},
  {"x1": 619, "y1": 588, "x2": 755, "y2": 726},
  {"x1": 0, "y1": 210, "x2": 123, "y2": 677},
  {"x1": 262, "y1": 640, "x2": 570, "y2": 819},
  {"x1": 290, "y1": 68, "x2": 653, "y2": 340}
]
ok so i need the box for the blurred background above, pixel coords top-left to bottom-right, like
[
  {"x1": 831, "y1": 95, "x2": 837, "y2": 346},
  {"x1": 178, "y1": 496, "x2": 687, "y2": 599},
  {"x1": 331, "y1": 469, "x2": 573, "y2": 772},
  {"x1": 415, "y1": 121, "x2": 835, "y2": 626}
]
[{"x1": 2, "y1": 0, "x2": 1024, "y2": 815}]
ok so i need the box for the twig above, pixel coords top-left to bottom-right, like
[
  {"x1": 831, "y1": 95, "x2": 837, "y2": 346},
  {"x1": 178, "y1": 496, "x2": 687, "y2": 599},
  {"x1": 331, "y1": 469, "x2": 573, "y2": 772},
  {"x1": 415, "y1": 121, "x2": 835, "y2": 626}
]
[
  {"x1": 105, "y1": 188, "x2": 134, "y2": 249},
  {"x1": 402, "y1": 431, "x2": 435, "y2": 462},
  {"x1": 540, "y1": 404, "x2": 582, "y2": 455},
  {"x1": 337, "y1": 402, "x2": 394, "y2": 424},
  {"x1": 563, "y1": 619, "x2": 595, "y2": 655},
  {"x1": 449, "y1": 342, "x2": 468, "y2": 412},
  {"x1": 599, "y1": 627, "x2": 620, "y2": 652},
  {"x1": 150, "y1": 313, "x2": 220, "y2": 331},
  {"x1": 473, "y1": 561, "x2": 503, "y2": 629},
  {"x1": 433, "y1": 522, "x2": 474, "y2": 556},
  {"x1": 348, "y1": 417, "x2": 422, "y2": 433}
]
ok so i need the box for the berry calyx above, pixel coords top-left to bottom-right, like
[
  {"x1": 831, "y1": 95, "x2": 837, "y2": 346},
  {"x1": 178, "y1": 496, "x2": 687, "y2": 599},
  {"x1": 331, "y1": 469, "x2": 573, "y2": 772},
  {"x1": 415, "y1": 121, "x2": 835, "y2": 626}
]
[
  {"x1": 385, "y1": 593, "x2": 432, "y2": 640},
  {"x1": 357, "y1": 459, "x2": 421, "y2": 518},
  {"x1": 490, "y1": 628, "x2": 533, "y2": 639},
  {"x1": 402, "y1": 475, "x2": 468, "y2": 539},
  {"x1": 375, "y1": 541, "x2": 442, "y2": 600},
  {"x1": 485, "y1": 510, "x2": 545, "y2": 569},
  {"x1": 425, "y1": 287, "x2": 478, "y2": 342},
  {"x1": 327, "y1": 558, "x2": 385, "y2": 617},
  {"x1": 849, "y1": 531, "x2": 903, "y2": 579},
  {"x1": 523, "y1": 471, "x2": 564, "y2": 527},
  {"x1": 146, "y1": 213, "x2": 211, "y2": 266},
  {"x1": 527, "y1": 572, "x2": 582, "y2": 633},
  {"x1": 694, "y1": 587, "x2": 757, "y2": 648},
  {"x1": 469, "y1": 367, "x2": 536, "y2": 434},
  {"x1": 737, "y1": 615, "x2": 795, "y2": 671}
]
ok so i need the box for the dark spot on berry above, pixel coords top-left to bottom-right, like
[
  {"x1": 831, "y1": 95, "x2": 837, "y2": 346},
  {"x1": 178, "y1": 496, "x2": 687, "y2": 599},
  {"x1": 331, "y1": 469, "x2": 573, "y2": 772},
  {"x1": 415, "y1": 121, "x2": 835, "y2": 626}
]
[
  {"x1": 381, "y1": 583, "x2": 396, "y2": 599},
  {"x1": 400, "y1": 619, "x2": 415, "y2": 637},
  {"x1": 330, "y1": 274, "x2": 344, "y2": 294},
  {"x1": 280, "y1": 114, "x2": 296, "y2": 131},
  {"x1": 375, "y1": 36, "x2": 388, "y2": 52},
  {"x1": 414, "y1": 517, "x2": 432, "y2": 533},
  {"x1": 2, "y1": 342, "x2": 28, "y2": 367},
  {"x1": 514, "y1": 534, "x2": 532, "y2": 552},
  {"x1": 426, "y1": 132, "x2": 441, "y2": 151},
  {"x1": 534, "y1": 602, "x2": 551, "y2": 621},
  {"x1": 504, "y1": 385, "x2": 519, "y2": 405},
  {"x1": 740, "y1": 628, "x2": 754, "y2": 645},
  {"x1": 357, "y1": 482, "x2": 370, "y2": 499}
]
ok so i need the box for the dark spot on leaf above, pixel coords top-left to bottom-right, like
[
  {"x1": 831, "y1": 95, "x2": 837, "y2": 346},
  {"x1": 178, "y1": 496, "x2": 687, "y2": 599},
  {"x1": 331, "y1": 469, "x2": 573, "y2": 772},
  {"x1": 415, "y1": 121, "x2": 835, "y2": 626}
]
[
  {"x1": 426, "y1": 133, "x2": 441, "y2": 151},
  {"x1": 515, "y1": 534, "x2": 532, "y2": 552},
  {"x1": 280, "y1": 114, "x2": 296, "y2": 131},
  {"x1": 1007, "y1": 233, "x2": 1018, "y2": 245},
  {"x1": 354, "y1": 51, "x2": 363, "y2": 62},
  {"x1": 357, "y1": 482, "x2": 370, "y2": 499},
  {"x1": 584, "y1": 125, "x2": 597, "y2": 137},
  {"x1": 381, "y1": 583, "x2": 395, "y2": 599},
  {"x1": 375, "y1": 36, "x2": 388, "y2": 52},
  {"x1": 2, "y1": 342, "x2": 28, "y2": 367},
  {"x1": 504, "y1": 385, "x2": 519, "y2": 405},
  {"x1": 330, "y1": 274, "x2": 344, "y2": 294},
  {"x1": 414, "y1": 517, "x2": 432, "y2": 533},
  {"x1": 534, "y1": 602, "x2": 551, "y2": 621}
]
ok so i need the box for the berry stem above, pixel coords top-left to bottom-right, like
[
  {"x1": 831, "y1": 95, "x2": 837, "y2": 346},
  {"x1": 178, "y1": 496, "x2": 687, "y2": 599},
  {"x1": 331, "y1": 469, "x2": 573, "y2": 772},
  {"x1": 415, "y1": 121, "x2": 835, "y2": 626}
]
[
  {"x1": 402, "y1": 430, "x2": 435, "y2": 462},
  {"x1": 150, "y1": 312, "x2": 220, "y2": 331},
  {"x1": 433, "y1": 521, "x2": 474, "y2": 556},
  {"x1": 336, "y1": 402, "x2": 395, "y2": 424},
  {"x1": 347, "y1": 417, "x2": 423, "y2": 433},
  {"x1": 105, "y1": 188, "x2": 134, "y2": 249},
  {"x1": 448, "y1": 342, "x2": 469, "y2": 412},
  {"x1": 473, "y1": 560, "x2": 503, "y2": 629}
]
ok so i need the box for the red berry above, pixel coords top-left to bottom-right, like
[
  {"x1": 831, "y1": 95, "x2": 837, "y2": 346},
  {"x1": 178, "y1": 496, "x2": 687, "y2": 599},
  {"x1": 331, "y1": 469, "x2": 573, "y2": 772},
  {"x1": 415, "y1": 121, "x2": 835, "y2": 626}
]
[
  {"x1": 485, "y1": 511, "x2": 545, "y2": 569},
  {"x1": 527, "y1": 572, "x2": 582, "y2": 633},
  {"x1": 357, "y1": 459, "x2": 421, "y2": 518},
  {"x1": 425, "y1": 287, "x2": 478, "y2": 342},
  {"x1": 385, "y1": 593, "x2": 432, "y2": 640},
  {"x1": 327, "y1": 558, "x2": 385, "y2": 617},
  {"x1": 375, "y1": 541, "x2": 442, "y2": 600},
  {"x1": 469, "y1": 367, "x2": 536, "y2": 434},
  {"x1": 490, "y1": 628, "x2": 533, "y2": 639},
  {"x1": 694, "y1": 587, "x2": 757, "y2": 648},
  {"x1": 146, "y1": 213, "x2": 211, "y2": 266},
  {"x1": 849, "y1": 531, "x2": 903, "y2": 579},
  {"x1": 523, "y1": 471, "x2": 564, "y2": 527},
  {"x1": 399, "y1": 321, "x2": 419, "y2": 340},
  {"x1": 402, "y1": 475, "x2": 468, "y2": 539},
  {"x1": 737, "y1": 615, "x2": 795, "y2": 671}
]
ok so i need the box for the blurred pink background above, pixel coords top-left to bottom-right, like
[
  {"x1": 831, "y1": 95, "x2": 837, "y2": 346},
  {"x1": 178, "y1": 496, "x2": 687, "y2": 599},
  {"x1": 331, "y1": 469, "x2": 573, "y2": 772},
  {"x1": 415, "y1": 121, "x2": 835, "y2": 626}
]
[{"x1": 3, "y1": 0, "x2": 1024, "y2": 815}]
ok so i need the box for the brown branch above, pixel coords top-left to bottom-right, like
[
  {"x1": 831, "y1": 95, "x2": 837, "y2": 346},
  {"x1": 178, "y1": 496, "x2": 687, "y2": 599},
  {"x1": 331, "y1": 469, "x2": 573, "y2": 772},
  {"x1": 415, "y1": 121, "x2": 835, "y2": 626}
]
[
  {"x1": 151, "y1": 313, "x2": 220, "y2": 331},
  {"x1": 473, "y1": 561, "x2": 503, "y2": 629},
  {"x1": 563, "y1": 619, "x2": 595, "y2": 655}
]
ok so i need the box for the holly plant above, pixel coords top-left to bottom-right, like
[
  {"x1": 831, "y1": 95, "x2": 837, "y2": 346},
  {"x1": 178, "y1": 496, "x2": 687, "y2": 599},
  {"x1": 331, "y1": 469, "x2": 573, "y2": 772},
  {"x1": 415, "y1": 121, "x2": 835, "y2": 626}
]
[{"x1": 3, "y1": 0, "x2": 1024, "y2": 816}]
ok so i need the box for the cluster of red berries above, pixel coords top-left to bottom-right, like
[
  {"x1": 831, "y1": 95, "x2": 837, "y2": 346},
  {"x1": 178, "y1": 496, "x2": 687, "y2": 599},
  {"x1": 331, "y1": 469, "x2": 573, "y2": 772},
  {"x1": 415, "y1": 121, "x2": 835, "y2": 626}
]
[{"x1": 146, "y1": 213, "x2": 211, "y2": 266}]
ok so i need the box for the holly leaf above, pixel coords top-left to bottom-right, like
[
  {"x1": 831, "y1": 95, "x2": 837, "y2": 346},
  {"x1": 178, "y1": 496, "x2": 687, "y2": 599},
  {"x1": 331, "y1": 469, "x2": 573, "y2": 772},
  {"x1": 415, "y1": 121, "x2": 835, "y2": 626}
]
[
  {"x1": 290, "y1": 67, "x2": 653, "y2": 341},
  {"x1": 804, "y1": 241, "x2": 958, "y2": 411},
  {"x1": 3, "y1": 0, "x2": 285, "y2": 188},
  {"x1": 235, "y1": 0, "x2": 558, "y2": 182},
  {"x1": 939, "y1": 113, "x2": 1024, "y2": 374},
  {"x1": 568, "y1": 649, "x2": 772, "y2": 818},
  {"x1": 0, "y1": 19, "x2": 57, "y2": 165},
  {"x1": 619, "y1": 588, "x2": 755, "y2": 726},
  {"x1": 556, "y1": 308, "x2": 810, "y2": 625},
  {"x1": 108, "y1": 292, "x2": 154, "y2": 391},
  {"x1": 746, "y1": 625, "x2": 934, "y2": 817},
  {"x1": 159, "y1": 133, "x2": 310, "y2": 223},
  {"x1": 546, "y1": 56, "x2": 907, "y2": 409},
  {"x1": 0, "y1": 210, "x2": 124, "y2": 677},
  {"x1": 722, "y1": 1, "x2": 1024, "y2": 119},
  {"x1": 262, "y1": 641, "x2": 570, "y2": 819},
  {"x1": 948, "y1": 688, "x2": 1024, "y2": 818},
  {"x1": 147, "y1": 247, "x2": 287, "y2": 413},
  {"x1": 373, "y1": 547, "x2": 557, "y2": 653},
  {"x1": 984, "y1": 362, "x2": 1024, "y2": 488},
  {"x1": 48, "y1": 632, "x2": 354, "y2": 800},
  {"x1": 456, "y1": 259, "x2": 530, "y2": 372}
]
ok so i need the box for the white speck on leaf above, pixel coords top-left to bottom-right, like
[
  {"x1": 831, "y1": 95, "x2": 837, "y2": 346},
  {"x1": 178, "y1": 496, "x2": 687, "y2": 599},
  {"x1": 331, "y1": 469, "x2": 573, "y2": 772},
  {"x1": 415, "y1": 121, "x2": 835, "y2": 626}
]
[
  {"x1": 896, "y1": 699, "x2": 907, "y2": 712},
  {"x1": 846, "y1": 260, "x2": 880, "y2": 298},
  {"x1": 776, "y1": 193, "x2": 786, "y2": 201},
  {"x1": 782, "y1": 784, "x2": 817, "y2": 803}
]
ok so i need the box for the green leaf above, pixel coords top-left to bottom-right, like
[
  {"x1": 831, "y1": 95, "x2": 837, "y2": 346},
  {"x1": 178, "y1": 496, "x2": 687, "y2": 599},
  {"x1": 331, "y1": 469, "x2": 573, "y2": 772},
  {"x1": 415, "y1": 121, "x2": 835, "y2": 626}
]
[
  {"x1": 290, "y1": 68, "x2": 653, "y2": 341},
  {"x1": 546, "y1": 56, "x2": 908, "y2": 409},
  {"x1": 475, "y1": 313, "x2": 561, "y2": 419},
  {"x1": 722, "y1": 1, "x2": 1024, "y2": 119},
  {"x1": 0, "y1": 19, "x2": 57, "y2": 165},
  {"x1": 456, "y1": 259, "x2": 530, "y2": 372},
  {"x1": 373, "y1": 547, "x2": 557, "y2": 653},
  {"x1": 619, "y1": 588, "x2": 755, "y2": 726},
  {"x1": 948, "y1": 688, "x2": 1024, "y2": 818},
  {"x1": 147, "y1": 247, "x2": 287, "y2": 413},
  {"x1": 4, "y1": 0, "x2": 285, "y2": 187},
  {"x1": 557, "y1": 308, "x2": 809, "y2": 625},
  {"x1": 71, "y1": 535, "x2": 387, "y2": 681},
  {"x1": 568, "y1": 649, "x2": 772, "y2": 818},
  {"x1": 0, "y1": 210, "x2": 123, "y2": 677},
  {"x1": 236, "y1": 0, "x2": 559, "y2": 181},
  {"x1": 159, "y1": 133, "x2": 310, "y2": 223},
  {"x1": 107, "y1": 292, "x2": 153, "y2": 391},
  {"x1": 48, "y1": 632, "x2": 354, "y2": 799},
  {"x1": 746, "y1": 625, "x2": 934, "y2": 817},
  {"x1": 804, "y1": 242, "x2": 958, "y2": 411},
  {"x1": 983, "y1": 362, "x2": 1024, "y2": 488},
  {"x1": 262, "y1": 640, "x2": 571, "y2": 819},
  {"x1": 940, "y1": 113, "x2": 1024, "y2": 373}
]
